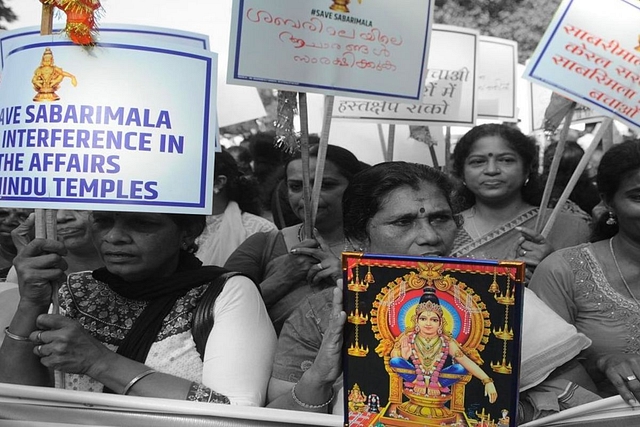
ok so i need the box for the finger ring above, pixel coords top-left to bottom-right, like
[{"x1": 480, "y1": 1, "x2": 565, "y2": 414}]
[
  {"x1": 521, "y1": 249, "x2": 527, "y2": 256},
  {"x1": 36, "y1": 330, "x2": 43, "y2": 343},
  {"x1": 627, "y1": 375, "x2": 638, "y2": 382},
  {"x1": 36, "y1": 345, "x2": 44, "y2": 357},
  {"x1": 316, "y1": 262, "x2": 323, "y2": 270}
]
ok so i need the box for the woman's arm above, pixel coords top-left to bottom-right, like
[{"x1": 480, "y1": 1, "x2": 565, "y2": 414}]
[
  {"x1": 0, "y1": 238, "x2": 67, "y2": 386},
  {"x1": 267, "y1": 285, "x2": 345, "y2": 412},
  {"x1": 202, "y1": 276, "x2": 277, "y2": 406}
]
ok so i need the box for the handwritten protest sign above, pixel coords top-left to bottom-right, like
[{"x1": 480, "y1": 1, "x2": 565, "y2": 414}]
[
  {"x1": 477, "y1": 36, "x2": 517, "y2": 122},
  {"x1": 331, "y1": 25, "x2": 478, "y2": 126},
  {"x1": 0, "y1": 29, "x2": 218, "y2": 214},
  {"x1": 523, "y1": 0, "x2": 640, "y2": 131},
  {"x1": 227, "y1": 0, "x2": 435, "y2": 102}
]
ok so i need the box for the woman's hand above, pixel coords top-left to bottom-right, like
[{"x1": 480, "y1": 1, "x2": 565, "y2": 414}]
[
  {"x1": 514, "y1": 226, "x2": 554, "y2": 268},
  {"x1": 30, "y1": 314, "x2": 114, "y2": 377},
  {"x1": 14, "y1": 238, "x2": 68, "y2": 308},
  {"x1": 597, "y1": 353, "x2": 640, "y2": 405},
  {"x1": 267, "y1": 238, "x2": 320, "y2": 285},
  {"x1": 485, "y1": 381, "x2": 498, "y2": 403},
  {"x1": 305, "y1": 282, "x2": 346, "y2": 386},
  {"x1": 295, "y1": 233, "x2": 341, "y2": 286}
]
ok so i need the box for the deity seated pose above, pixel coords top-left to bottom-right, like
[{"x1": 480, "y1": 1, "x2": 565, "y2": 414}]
[{"x1": 387, "y1": 286, "x2": 497, "y2": 423}]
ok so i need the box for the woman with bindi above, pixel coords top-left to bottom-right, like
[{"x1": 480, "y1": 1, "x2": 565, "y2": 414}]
[{"x1": 450, "y1": 123, "x2": 591, "y2": 275}]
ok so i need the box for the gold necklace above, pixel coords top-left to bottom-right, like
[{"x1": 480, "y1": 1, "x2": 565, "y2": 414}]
[{"x1": 609, "y1": 237, "x2": 640, "y2": 306}]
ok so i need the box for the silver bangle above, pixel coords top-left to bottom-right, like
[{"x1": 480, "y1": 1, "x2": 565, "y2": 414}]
[
  {"x1": 291, "y1": 383, "x2": 335, "y2": 409},
  {"x1": 4, "y1": 327, "x2": 30, "y2": 341},
  {"x1": 122, "y1": 369, "x2": 156, "y2": 395}
]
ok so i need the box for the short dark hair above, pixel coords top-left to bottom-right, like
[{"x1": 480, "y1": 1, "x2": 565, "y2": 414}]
[
  {"x1": 215, "y1": 149, "x2": 262, "y2": 215},
  {"x1": 451, "y1": 123, "x2": 541, "y2": 207},
  {"x1": 343, "y1": 162, "x2": 461, "y2": 244},
  {"x1": 591, "y1": 139, "x2": 640, "y2": 241},
  {"x1": 285, "y1": 144, "x2": 364, "y2": 183}
]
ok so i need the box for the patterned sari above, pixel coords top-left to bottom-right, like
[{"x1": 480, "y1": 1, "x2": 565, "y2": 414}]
[{"x1": 451, "y1": 203, "x2": 592, "y2": 260}]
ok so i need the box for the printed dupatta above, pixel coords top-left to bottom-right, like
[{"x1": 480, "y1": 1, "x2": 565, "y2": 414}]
[{"x1": 450, "y1": 207, "x2": 539, "y2": 259}]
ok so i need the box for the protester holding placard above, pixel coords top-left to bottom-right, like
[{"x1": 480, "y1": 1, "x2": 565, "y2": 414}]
[
  {"x1": 224, "y1": 144, "x2": 365, "y2": 335},
  {"x1": 0, "y1": 211, "x2": 276, "y2": 406},
  {"x1": 195, "y1": 150, "x2": 276, "y2": 267},
  {"x1": 530, "y1": 139, "x2": 640, "y2": 405},
  {"x1": 449, "y1": 123, "x2": 591, "y2": 273}
]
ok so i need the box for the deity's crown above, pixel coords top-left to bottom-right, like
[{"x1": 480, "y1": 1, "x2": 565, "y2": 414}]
[{"x1": 415, "y1": 300, "x2": 443, "y2": 318}]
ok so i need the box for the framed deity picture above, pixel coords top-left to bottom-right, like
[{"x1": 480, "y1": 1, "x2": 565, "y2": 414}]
[{"x1": 342, "y1": 252, "x2": 526, "y2": 427}]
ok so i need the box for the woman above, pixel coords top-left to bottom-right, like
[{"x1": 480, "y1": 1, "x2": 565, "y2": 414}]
[
  {"x1": 529, "y1": 139, "x2": 640, "y2": 405},
  {"x1": 224, "y1": 144, "x2": 364, "y2": 334},
  {"x1": 390, "y1": 286, "x2": 497, "y2": 402},
  {"x1": 267, "y1": 162, "x2": 597, "y2": 423},
  {"x1": 450, "y1": 124, "x2": 591, "y2": 270},
  {"x1": 0, "y1": 211, "x2": 276, "y2": 406},
  {"x1": 266, "y1": 162, "x2": 462, "y2": 412},
  {"x1": 196, "y1": 149, "x2": 276, "y2": 267}
]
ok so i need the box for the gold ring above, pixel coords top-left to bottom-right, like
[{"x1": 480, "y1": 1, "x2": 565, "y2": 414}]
[
  {"x1": 36, "y1": 345, "x2": 43, "y2": 357},
  {"x1": 316, "y1": 262, "x2": 323, "y2": 270},
  {"x1": 627, "y1": 375, "x2": 637, "y2": 382},
  {"x1": 36, "y1": 330, "x2": 43, "y2": 343}
]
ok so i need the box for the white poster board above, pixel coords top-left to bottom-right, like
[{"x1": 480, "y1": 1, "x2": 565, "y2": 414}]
[
  {"x1": 0, "y1": 29, "x2": 218, "y2": 214},
  {"x1": 529, "y1": 82, "x2": 605, "y2": 131},
  {"x1": 3, "y1": 1, "x2": 269, "y2": 128},
  {"x1": 330, "y1": 25, "x2": 478, "y2": 126},
  {"x1": 0, "y1": 25, "x2": 210, "y2": 68},
  {"x1": 477, "y1": 36, "x2": 518, "y2": 122},
  {"x1": 227, "y1": 0, "x2": 435, "y2": 102},
  {"x1": 523, "y1": 0, "x2": 640, "y2": 131}
]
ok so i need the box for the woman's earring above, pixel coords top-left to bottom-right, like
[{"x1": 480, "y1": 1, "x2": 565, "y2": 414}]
[
  {"x1": 524, "y1": 177, "x2": 530, "y2": 186},
  {"x1": 213, "y1": 188, "x2": 220, "y2": 195},
  {"x1": 606, "y1": 212, "x2": 617, "y2": 226},
  {"x1": 182, "y1": 241, "x2": 188, "y2": 250},
  {"x1": 438, "y1": 326, "x2": 443, "y2": 334}
]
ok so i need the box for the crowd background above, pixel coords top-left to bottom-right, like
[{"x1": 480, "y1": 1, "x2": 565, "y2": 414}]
[{"x1": 0, "y1": 122, "x2": 639, "y2": 425}]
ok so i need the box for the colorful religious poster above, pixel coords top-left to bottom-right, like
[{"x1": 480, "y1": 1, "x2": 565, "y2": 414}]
[
  {"x1": 331, "y1": 25, "x2": 478, "y2": 126},
  {"x1": 477, "y1": 36, "x2": 518, "y2": 122},
  {"x1": 0, "y1": 29, "x2": 218, "y2": 214},
  {"x1": 523, "y1": 0, "x2": 640, "y2": 132},
  {"x1": 342, "y1": 253, "x2": 525, "y2": 427},
  {"x1": 227, "y1": 0, "x2": 435, "y2": 102}
]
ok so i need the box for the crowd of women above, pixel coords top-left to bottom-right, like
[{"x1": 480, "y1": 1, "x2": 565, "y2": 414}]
[{"x1": 0, "y1": 123, "x2": 639, "y2": 424}]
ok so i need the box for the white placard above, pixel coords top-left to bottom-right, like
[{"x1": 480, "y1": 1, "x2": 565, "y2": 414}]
[
  {"x1": 523, "y1": 0, "x2": 640, "y2": 131},
  {"x1": 477, "y1": 36, "x2": 518, "y2": 121},
  {"x1": 0, "y1": 30, "x2": 218, "y2": 214},
  {"x1": 227, "y1": 0, "x2": 435, "y2": 102},
  {"x1": 331, "y1": 25, "x2": 478, "y2": 126}
]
